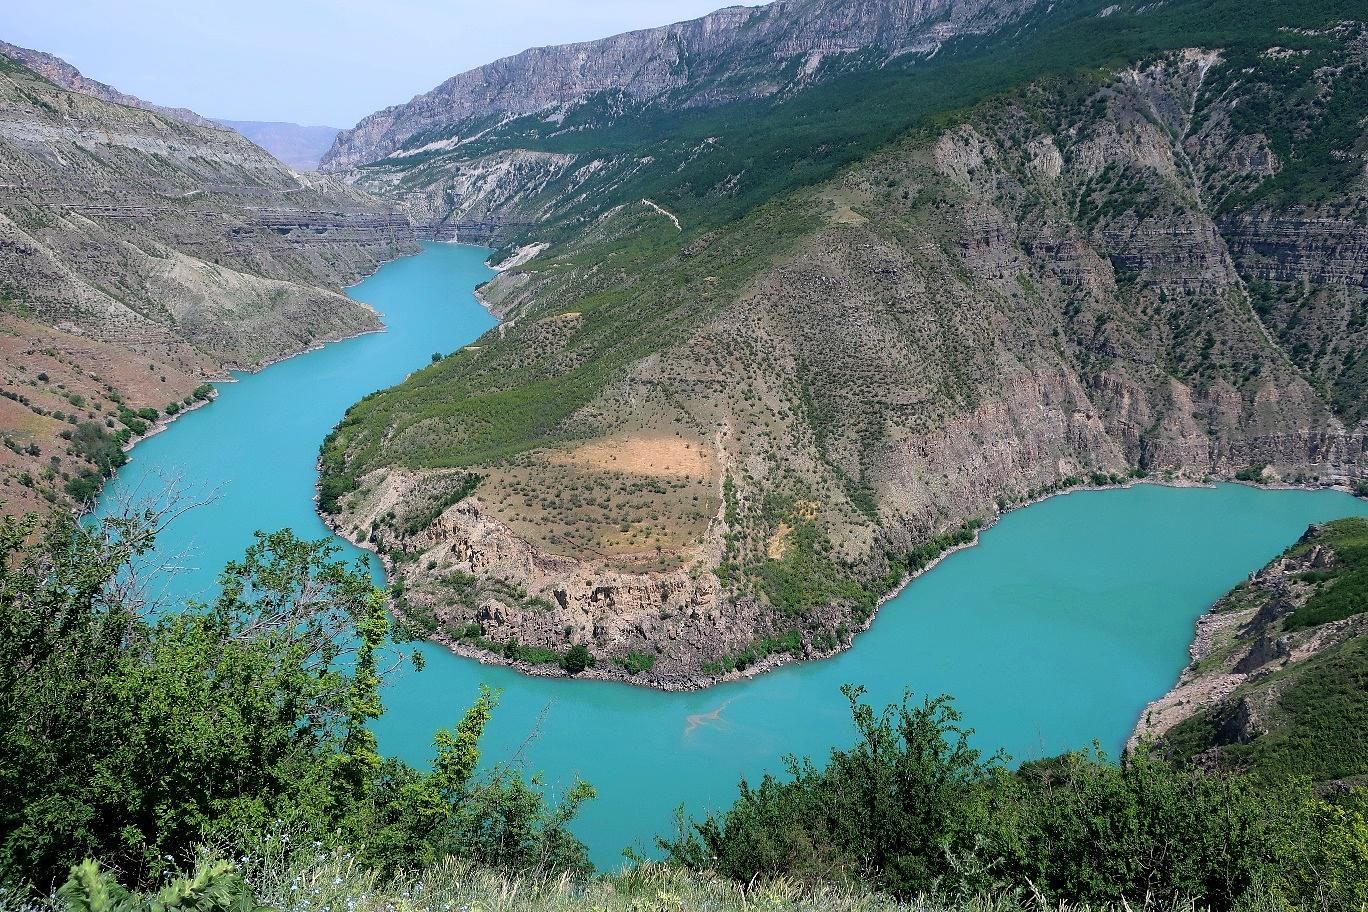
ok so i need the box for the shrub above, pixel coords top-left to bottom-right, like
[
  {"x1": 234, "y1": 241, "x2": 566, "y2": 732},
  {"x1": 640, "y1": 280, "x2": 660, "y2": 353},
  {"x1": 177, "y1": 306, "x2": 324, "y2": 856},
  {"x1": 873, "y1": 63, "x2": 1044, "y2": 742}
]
[
  {"x1": 0, "y1": 512, "x2": 593, "y2": 889},
  {"x1": 562, "y1": 644, "x2": 593, "y2": 674},
  {"x1": 617, "y1": 651, "x2": 657, "y2": 675},
  {"x1": 663, "y1": 686, "x2": 1353, "y2": 910}
]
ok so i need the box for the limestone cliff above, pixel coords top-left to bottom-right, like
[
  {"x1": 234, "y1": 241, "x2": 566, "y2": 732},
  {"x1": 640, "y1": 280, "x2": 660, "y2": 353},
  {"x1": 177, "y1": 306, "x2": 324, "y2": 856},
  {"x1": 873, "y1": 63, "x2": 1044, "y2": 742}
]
[
  {"x1": 320, "y1": 0, "x2": 1041, "y2": 173},
  {"x1": 0, "y1": 39, "x2": 219, "y2": 129}
]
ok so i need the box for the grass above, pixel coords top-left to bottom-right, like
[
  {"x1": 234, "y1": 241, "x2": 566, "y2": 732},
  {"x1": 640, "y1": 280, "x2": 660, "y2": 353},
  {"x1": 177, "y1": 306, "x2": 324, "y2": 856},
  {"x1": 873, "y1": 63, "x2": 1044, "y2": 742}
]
[
  {"x1": 1286, "y1": 518, "x2": 1368, "y2": 631},
  {"x1": 22, "y1": 850, "x2": 1300, "y2": 912},
  {"x1": 235, "y1": 853, "x2": 1232, "y2": 912}
]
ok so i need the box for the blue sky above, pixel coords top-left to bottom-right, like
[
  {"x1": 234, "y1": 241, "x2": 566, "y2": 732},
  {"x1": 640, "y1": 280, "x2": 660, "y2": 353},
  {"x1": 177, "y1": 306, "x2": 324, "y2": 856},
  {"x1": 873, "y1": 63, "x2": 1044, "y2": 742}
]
[{"x1": 0, "y1": 0, "x2": 751, "y2": 127}]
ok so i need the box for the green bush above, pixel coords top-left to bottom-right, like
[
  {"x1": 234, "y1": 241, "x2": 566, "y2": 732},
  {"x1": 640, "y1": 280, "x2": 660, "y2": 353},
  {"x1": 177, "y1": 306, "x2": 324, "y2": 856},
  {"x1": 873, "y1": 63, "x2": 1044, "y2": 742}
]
[
  {"x1": 562, "y1": 644, "x2": 593, "y2": 674},
  {"x1": 663, "y1": 686, "x2": 1366, "y2": 911},
  {"x1": 617, "y1": 651, "x2": 657, "y2": 675}
]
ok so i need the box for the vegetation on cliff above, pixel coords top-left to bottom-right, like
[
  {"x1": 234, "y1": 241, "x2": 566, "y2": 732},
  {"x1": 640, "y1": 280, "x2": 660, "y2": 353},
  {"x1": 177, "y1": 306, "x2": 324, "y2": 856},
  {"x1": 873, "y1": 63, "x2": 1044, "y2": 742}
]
[{"x1": 1154, "y1": 518, "x2": 1368, "y2": 785}]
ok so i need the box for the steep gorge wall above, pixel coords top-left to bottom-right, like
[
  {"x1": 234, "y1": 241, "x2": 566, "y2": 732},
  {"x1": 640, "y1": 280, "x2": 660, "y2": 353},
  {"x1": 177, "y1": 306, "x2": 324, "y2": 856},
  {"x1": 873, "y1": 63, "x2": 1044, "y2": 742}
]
[{"x1": 0, "y1": 48, "x2": 417, "y2": 514}]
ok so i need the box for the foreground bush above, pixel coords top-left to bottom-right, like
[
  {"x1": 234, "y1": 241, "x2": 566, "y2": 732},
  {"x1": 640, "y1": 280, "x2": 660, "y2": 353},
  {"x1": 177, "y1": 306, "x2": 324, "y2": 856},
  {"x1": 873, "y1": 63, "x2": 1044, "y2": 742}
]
[
  {"x1": 3, "y1": 505, "x2": 1366, "y2": 911},
  {"x1": 662, "y1": 686, "x2": 1368, "y2": 911},
  {"x1": 0, "y1": 508, "x2": 591, "y2": 892}
]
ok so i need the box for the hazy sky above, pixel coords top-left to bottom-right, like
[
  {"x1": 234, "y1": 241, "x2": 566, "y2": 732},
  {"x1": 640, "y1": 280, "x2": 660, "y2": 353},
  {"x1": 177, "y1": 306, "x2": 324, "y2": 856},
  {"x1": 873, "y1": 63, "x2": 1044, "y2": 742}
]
[{"x1": 0, "y1": 0, "x2": 751, "y2": 128}]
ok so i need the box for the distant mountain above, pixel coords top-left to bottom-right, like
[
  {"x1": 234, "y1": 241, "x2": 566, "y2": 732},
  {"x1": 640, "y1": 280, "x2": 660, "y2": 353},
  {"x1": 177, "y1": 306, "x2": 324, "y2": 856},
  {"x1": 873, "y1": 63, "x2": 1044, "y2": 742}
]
[
  {"x1": 0, "y1": 38, "x2": 220, "y2": 128},
  {"x1": 215, "y1": 120, "x2": 342, "y2": 171},
  {"x1": 319, "y1": 0, "x2": 1039, "y2": 172}
]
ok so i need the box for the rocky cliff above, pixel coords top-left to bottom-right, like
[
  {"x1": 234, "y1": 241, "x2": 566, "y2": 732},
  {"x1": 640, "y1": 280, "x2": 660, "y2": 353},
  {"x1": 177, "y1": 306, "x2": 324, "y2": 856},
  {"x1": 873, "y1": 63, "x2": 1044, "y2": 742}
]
[
  {"x1": 0, "y1": 46, "x2": 417, "y2": 514},
  {"x1": 320, "y1": 0, "x2": 1040, "y2": 173}
]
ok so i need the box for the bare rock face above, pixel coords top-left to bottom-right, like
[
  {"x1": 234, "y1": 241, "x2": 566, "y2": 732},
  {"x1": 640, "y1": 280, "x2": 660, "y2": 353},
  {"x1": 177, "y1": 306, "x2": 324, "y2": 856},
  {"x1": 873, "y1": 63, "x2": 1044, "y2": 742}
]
[
  {"x1": 0, "y1": 61, "x2": 416, "y2": 366},
  {"x1": 321, "y1": 0, "x2": 1041, "y2": 171}
]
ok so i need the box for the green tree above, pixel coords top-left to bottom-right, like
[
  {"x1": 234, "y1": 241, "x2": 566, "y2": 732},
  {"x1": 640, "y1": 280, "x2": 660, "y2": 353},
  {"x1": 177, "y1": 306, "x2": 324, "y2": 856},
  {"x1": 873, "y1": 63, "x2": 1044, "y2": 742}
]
[
  {"x1": 662, "y1": 687, "x2": 1349, "y2": 911},
  {"x1": 562, "y1": 644, "x2": 593, "y2": 675},
  {"x1": 0, "y1": 508, "x2": 593, "y2": 891}
]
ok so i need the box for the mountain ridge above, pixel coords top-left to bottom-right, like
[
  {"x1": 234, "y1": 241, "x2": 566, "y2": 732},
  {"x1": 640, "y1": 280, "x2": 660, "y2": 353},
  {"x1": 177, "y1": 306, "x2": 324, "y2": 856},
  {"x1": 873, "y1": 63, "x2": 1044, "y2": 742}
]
[
  {"x1": 0, "y1": 38, "x2": 221, "y2": 129},
  {"x1": 319, "y1": 0, "x2": 1041, "y2": 172},
  {"x1": 0, "y1": 44, "x2": 416, "y2": 514},
  {"x1": 214, "y1": 119, "x2": 343, "y2": 171}
]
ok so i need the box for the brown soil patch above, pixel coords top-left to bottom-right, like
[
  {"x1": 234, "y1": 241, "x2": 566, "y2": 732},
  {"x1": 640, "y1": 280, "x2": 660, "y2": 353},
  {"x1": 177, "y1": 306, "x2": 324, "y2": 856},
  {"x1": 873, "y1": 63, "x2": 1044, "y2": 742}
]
[
  {"x1": 0, "y1": 313, "x2": 215, "y2": 516},
  {"x1": 548, "y1": 434, "x2": 716, "y2": 481},
  {"x1": 767, "y1": 521, "x2": 793, "y2": 559}
]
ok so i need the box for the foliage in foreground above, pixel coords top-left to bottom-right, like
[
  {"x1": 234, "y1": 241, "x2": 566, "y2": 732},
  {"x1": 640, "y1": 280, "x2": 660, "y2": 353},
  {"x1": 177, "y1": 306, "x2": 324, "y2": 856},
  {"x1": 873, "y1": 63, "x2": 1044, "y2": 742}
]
[
  {"x1": 663, "y1": 687, "x2": 1368, "y2": 912},
  {"x1": 0, "y1": 509, "x2": 592, "y2": 892},
  {"x1": 17, "y1": 855, "x2": 1314, "y2": 912},
  {"x1": 4, "y1": 506, "x2": 1368, "y2": 912}
]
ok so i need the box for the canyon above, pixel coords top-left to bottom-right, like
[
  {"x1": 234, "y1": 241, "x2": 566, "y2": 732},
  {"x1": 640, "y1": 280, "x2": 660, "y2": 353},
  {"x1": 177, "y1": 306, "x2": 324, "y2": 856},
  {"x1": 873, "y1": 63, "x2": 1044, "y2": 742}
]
[{"x1": 317, "y1": 0, "x2": 1368, "y2": 684}]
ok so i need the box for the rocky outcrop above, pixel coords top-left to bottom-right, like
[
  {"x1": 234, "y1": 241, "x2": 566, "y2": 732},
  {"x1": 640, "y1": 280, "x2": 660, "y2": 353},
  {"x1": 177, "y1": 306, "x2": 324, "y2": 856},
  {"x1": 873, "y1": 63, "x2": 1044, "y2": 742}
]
[
  {"x1": 321, "y1": 0, "x2": 1041, "y2": 172},
  {"x1": 1134, "y1": 518, "x2": 1368, "y2": 783}
]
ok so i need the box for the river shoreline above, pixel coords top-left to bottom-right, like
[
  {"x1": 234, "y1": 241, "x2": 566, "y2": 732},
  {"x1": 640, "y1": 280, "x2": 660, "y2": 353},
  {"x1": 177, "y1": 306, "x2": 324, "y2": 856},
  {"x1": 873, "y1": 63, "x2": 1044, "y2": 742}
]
[
  {"x1": 96, "y1": 240, "x2": 454, "y2": 510},
  {"x1": 105, "y1": 243, "x2": 1366, "y2": 703},
  {"x1": 329, "y1": 466, "x2": 1364, "y2": 694}
]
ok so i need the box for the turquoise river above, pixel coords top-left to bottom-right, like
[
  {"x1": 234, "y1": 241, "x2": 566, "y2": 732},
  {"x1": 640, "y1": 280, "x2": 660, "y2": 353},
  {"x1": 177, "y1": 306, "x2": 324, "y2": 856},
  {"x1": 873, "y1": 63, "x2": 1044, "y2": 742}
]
[{"x1": 95, "y1": 242, "x2": 1368, "y2": 869}]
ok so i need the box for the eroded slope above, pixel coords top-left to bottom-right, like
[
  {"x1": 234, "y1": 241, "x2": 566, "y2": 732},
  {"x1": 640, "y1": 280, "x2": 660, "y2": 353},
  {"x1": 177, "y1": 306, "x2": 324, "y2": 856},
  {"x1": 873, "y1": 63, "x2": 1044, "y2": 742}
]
[
  {"x1": 0, "y1": 49, "x2": 416, "y2": 513},
  {"x1": 321, "y1": 18, "x2": 1368, "y2": 686}
]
